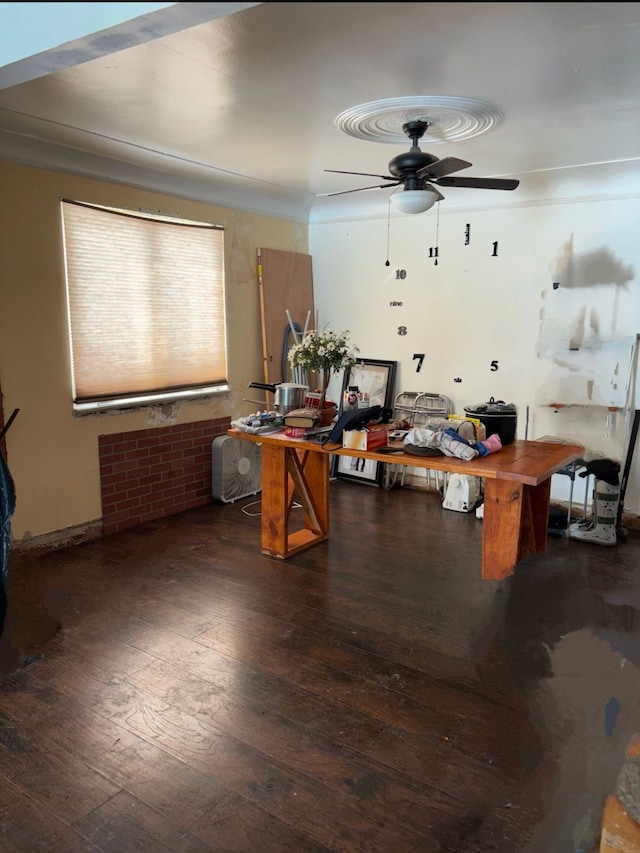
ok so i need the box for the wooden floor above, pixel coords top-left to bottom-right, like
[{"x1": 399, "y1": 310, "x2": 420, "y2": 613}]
[{"x1": 1, "y1": 480, "x2": 639, "y2": 852}]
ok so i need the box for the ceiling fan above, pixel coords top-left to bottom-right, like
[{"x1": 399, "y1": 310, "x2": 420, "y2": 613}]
[{"x1": 324, "y1": 119, "x2": 519, "y2": 213}]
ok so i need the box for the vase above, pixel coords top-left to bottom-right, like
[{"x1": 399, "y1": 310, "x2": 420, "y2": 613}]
[{"x1": 318, "y1": 403, "x2": 337, "y2": 427}]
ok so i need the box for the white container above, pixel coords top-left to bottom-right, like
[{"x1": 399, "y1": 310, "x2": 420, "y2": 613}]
[{"x1": 442, "y1": 474, "x2": 481, "y2": 513}]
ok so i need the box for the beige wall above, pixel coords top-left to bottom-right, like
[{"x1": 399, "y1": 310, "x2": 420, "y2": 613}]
[{"x1": 0, "y1": 161, "x2": 308, "y2": 542}]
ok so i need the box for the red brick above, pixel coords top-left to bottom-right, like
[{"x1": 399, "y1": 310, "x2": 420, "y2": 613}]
[{"x1": 99, "y1": 418, "x2": 228, "y2": 534}]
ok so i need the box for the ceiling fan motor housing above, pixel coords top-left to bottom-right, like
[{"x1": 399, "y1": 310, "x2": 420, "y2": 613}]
[
  {"x1": 388, "y1": 120, "x2": 438, "y2": 184},
  {"x1": 388, "y1": 150, "x2": 439, "y2": 179}
]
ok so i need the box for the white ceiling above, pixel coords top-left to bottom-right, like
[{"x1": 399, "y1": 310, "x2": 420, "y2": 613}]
[{"x1": 0, "y1": 2, "x2": 639, "y2": 223}]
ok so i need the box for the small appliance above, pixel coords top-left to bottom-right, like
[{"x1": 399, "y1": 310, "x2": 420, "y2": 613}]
[
  {"x1": 212, "y1": 436, "x2": 262, "y2": 503},
  {"x1": 463, "y1": 397, "x2": 517, "y2": 445},
  {"x1": 442, "y1": 474, "x2": 481, "y2": 513}
]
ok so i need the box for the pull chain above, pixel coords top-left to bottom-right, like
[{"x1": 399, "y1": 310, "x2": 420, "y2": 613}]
[{"x1": 385, "y1": 196, "x2": 391, "y2": 266}]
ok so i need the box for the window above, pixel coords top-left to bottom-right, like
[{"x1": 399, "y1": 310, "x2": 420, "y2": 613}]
[{"x1": 61, "y1": 199, "x2": 228, "y2": 413}]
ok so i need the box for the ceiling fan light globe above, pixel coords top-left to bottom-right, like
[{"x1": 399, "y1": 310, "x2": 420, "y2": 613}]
[{"x1": 390, "y1": 188, "x2": 439, "y2": 214}]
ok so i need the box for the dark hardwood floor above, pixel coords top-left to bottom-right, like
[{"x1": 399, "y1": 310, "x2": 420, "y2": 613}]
[{"x1": 1, "y1": 479, "x2": 639, "y2": 852}]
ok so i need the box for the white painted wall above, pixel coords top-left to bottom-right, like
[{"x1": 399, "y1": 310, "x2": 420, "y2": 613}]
[{"x1": 310, "y1": 193, "x2": 640, "y2": 515}]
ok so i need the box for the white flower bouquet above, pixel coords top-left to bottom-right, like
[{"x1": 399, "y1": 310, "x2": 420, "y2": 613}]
[{"x1": 288, "y1": 328, "x2": 359, "y2": 408}]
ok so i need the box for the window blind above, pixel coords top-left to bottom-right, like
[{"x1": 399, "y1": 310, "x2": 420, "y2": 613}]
[{"x1": 61, "y1": 200, "x2": 227, "y2": 407}]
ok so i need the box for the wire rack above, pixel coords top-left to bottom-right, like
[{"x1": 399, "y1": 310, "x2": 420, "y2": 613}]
[
  {"x1": 381, "y1": 392, "x2": 454, "y2": 491},
  {"x1": 393, "y1": 392, "x2": 453, "y2": 427}
]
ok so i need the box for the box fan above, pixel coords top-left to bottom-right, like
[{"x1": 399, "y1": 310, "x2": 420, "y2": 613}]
[{"x1": 211, "y1": 436, "x2": 262, "y2": 503}]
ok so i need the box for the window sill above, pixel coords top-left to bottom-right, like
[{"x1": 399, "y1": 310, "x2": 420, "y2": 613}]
[{"x1": 73, "y1": 385, "x2": 231, "y2": 416}]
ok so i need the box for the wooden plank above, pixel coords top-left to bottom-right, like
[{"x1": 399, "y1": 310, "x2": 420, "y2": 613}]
[
  {"x1": 626, "y1": 734, "x2": 640, "y2": 758},
  {"x1": 491, "y1": 440, "x2": 584, "y2": 485},
  {"x1": 297, "y1": 447, "x2": 330, "y2": 534},
  {"x1": 520, "y1": 478, "x2": 552, "y2": 557},
  {"x1": 286, "y1": 449, "x2": 322, "y2": 532},
  {"x1": 261, "y1": 444, "x2": 329, "y2": 559},
  {"x1": 259, "y1": 443, "x2": 329, "y2": 558},
  {"x1": 257, "y1": 248, "x2": 314, "y2": 386},
  {"x1": 474, "y1": 477, "x2": 550, "y2": 580},
  {"x1": 238, "y1": 434, "x2": 584, "y2": 487},
  {"x1": 0, "y1": 713, "x2": 120, "y2": 824},
  {"x1": 73, "y1": 789, "x2": 214, "y2": 852},
  {"x1": 599, "y1": 795, "x2": 640, "y2": 852},
  {"x1": 0, "y1": 679, "x2": 232, "y2": 832},
  {"x1": 0, "y1": 776, "x2": 102, "y2": 851},
  {"x1": 259, "y1": 441, "x2": 290, "y2": 556},
  {"x1": 229, "y1": 431, "x2": 584, "y2": 480},
  {"x1": 481, "y1": 479, "x2": 525, "y2": 580}
]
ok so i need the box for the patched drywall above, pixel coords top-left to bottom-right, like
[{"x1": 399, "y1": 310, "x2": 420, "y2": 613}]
[{"x1": 536, "y1": 237, "x2": 637, "y2": 409}]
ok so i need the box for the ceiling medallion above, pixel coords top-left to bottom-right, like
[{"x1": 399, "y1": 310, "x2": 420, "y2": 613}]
[{"x1": 335, "y1": 96, "x2": 503, "y2": 145}]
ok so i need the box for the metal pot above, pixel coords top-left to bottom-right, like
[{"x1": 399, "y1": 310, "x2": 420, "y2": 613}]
[
  {"x1": 248, "y1": 381, "x2": 308, "y2": 415},
  {"x1": 464, "y1": 397, "x2": 518, "y2": 445}
]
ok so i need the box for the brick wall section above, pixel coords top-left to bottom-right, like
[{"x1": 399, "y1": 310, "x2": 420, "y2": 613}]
[{"x1": 99, "y1": 417, "x2": 231, "y2": 535}]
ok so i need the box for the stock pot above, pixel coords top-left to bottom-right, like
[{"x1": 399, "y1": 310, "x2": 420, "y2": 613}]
[
  {"x1": 464, "y1": 397, "x2": 518, "y2": 445},
  {"x1": 248, "y1": 381, "x2": 308, "y2": 415}
]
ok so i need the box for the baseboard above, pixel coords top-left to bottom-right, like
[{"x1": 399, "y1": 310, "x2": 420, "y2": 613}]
[{"x1": 10, "y1": 519, "x2": 104, "y2": 557}]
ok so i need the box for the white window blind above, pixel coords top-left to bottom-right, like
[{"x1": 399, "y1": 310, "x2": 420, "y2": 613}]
[{"x1": 61, "y1": 200, "x2": 227, "y2": 410}]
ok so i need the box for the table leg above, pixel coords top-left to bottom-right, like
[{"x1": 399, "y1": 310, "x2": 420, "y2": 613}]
[
  {"x1": 481, "y1": 478, "x2": 551, "y2": 580},
  {"x1": 259, "y1": 443, "x2": 330, "y2": 558}
]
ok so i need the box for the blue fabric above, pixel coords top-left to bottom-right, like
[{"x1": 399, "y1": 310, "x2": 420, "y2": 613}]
[
  {"x1": 444, "y1": 427, "x2": 474, "y2": 447},
  {"x1": 605, "y1": 696, "x2": 621, "y2": 737},
  {"x1": 0, "y1": 453, "x2": 16, "y2": 638}
]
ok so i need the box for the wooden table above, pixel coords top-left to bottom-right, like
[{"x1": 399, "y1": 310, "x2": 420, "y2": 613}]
[{"x1": 228, "y1": 429, "x2": 584, "y2": 580}]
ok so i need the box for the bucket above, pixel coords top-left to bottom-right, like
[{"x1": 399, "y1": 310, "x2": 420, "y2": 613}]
[{"x1": 463, "y1": 397, "x2": 517, "y2": 445}]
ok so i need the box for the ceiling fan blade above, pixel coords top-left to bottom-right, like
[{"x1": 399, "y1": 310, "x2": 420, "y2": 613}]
[
  {"x1": 434, "y1": 176, "x2": 520, "y2": 190},
  {"x1": 325, "y1": 169, "x2": 396, "y2": 181},
  {"x1": 417, "y1": 157, "x2": 473, "y2": 180},
  {"x1": 319, "y1": 181, "x2": 403, "y2": 197}
]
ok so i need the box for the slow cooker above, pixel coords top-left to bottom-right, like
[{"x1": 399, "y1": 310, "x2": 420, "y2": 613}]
[{"x1": 464, "y1": 397, "x2": 517, "y2": 445}]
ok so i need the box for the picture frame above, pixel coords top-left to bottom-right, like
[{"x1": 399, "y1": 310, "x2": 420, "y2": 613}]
[{"x1": 333, "y1": 358, "x2": 397, "y2": 486}]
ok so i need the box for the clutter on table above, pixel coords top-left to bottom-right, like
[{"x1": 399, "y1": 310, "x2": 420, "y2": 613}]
[
  {"x1": 402, "y1": 415, "x2": 503, "y2": 461},
  {"x1": 230, "y1": 411, "x2": 284, "y2": 435}
]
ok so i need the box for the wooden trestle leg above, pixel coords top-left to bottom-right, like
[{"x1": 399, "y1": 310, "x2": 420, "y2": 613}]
[
  {"x1": 259, "y1": 442, "x2": 330, "y2": 558},
  {"x1": 481, "y1": 477, "x2": 551, "y2": 580}
]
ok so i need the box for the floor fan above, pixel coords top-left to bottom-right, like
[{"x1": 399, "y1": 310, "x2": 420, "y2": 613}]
[{"x1": 211, "y1": 436, "x2": 262, "y2": 503}]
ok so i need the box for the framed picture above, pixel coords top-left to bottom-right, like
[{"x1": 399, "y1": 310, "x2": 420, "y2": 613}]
[{"x1": 334, "y1": 358, "x2": 397, "y2": 486}]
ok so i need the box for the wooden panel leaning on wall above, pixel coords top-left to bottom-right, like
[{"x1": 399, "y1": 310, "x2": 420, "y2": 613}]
[{"x1": 257, "y1": 248, "x2": 314, "y2": 386}]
